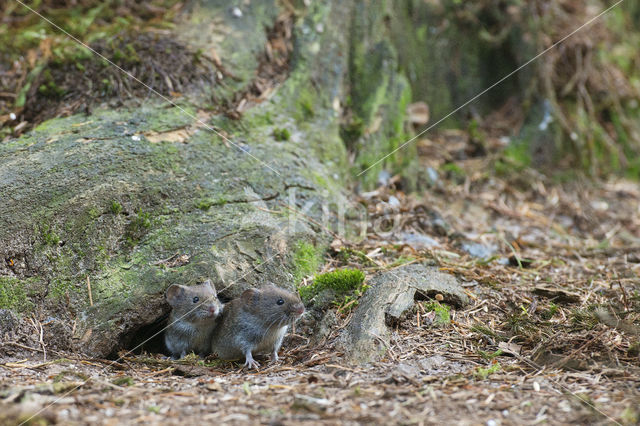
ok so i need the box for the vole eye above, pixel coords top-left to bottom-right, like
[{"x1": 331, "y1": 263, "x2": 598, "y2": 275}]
[
  {"x1": 277, "y1": 298, "x2": 284, "y2": 305},
  {"x1": 192, "y1": 296, "x2": 199, "y2": 303}
]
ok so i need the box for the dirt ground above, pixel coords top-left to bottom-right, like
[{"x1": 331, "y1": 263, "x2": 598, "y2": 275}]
[
  {"x1": 2, "y1": 1, "x2": 639, "y2": 424},
  {"x1": 2, "y1": 132, "x2": 640, "y2": 425}
]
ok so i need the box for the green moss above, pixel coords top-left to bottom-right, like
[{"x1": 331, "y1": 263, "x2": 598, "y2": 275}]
[
  {"x1": 474, "y1": 362, "x2": 501, "y2": 379},
  {"x1": 88, "y1": 207, "x2": 100, "y2": 220},
  {"x1": 273, "y1": 127, "x2": 291, "y2": 141},
  {"x1": 0, "y1": 277, "x2": 34, "y2": 312},
  {"x1": 440, "y1": 162, "x2": 466, "y2": 183},
  {"x1": 494, "y1": 141, "x2": 532, "y2": 176},
  {"x1": 196, "y1": 197, "x2": 228, "y2": 210},
  {"x1": 468, "y1": 119, "x2": 486, "y2": 143},
  {"x1": 312, "y1": 172, "x2": 327, "y2": 189},
  {"x1": 48, "y1": 277, "x2": 75, "y2": 301},
  {"x1": 246, "y1": 111, "x2": 274, "y2": 127},
  {"x1": 38, "y1": 81, "x2": 66, "y2": 99},
  {"x1": 124, "y1": 211, "x2": 153, "y2": 246},
  {"x1": 110, "y1": 200, "x2": 123, "y2": 215},
  {"x1": 296, "y1": 89, "x2": 316, "y2": 121},
  {"x1": 41, "y1": 224, "x2": 60, "y2": 246},
  {"x1": 340, "y1": 116, "x2": 365, "y2": 148},
  {"x1": 298, "y1": 268, "x2": 365, "y2": 303},
  {"x1": 424, "y1": 301, "x2": 451, "y2": 326},
  {"x1": 112, "y1": 376, "x2": 135, "y2": 386},
  {"x1": 292, "y1": 242, "x2": 322, "y2": 284}
]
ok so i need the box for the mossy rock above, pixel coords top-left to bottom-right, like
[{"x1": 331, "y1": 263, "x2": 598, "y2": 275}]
[{"x1": 0, "y1": 0, "x2": 353, "y2": 357}]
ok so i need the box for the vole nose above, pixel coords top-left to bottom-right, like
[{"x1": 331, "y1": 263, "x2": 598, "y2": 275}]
[
  {"x1": 294, "y1": 304, "x2": 305, "y2": 316},
  {"x1": 208, "y1": 305, "x2": 217, "y2": 315}
]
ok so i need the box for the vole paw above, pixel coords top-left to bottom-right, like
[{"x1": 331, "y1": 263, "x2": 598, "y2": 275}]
[
  {"x1": 243, "y1": 353, "x2": 260, "y2": 369},
  {"x1": 244, "y1": 359, "x2": 260, "y2": 369}
]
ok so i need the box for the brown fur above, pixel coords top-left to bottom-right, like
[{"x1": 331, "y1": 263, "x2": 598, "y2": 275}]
[
  {"x1": 210, "y1": 284, "x2": 304, "y2": 369},
  {"x1": 164, "y1": 280, "x2": 222, "y2": 359}
]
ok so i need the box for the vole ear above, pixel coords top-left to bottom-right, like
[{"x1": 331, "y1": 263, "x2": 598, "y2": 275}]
[
  {"x1": 241, "y1": 288, "x2": 259, "y2": 305},
  {"x1": 165, "y1": 284, "x2": 185, "y2": 304},
  {"x1": 202, "y1": 279, "x2": 217, "y2": 295}
]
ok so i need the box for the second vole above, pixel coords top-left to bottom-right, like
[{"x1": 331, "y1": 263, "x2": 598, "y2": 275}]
[
  {"x1": 210, "y1": 284, "x2": 305, "y2": 369},
  {"x1": 164, "y1": 280, "x2": 222, "y2": 359}
]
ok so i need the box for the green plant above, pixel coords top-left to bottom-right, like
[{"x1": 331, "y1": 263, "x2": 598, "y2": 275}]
[
  {"x1": 478, "y1": 349, "x2": 504, "y2": 360},
  {"x1": 133, "y1": 211, "x2": 152, "y2": 229},
  {"x1": 196, "y1": 197, "x2": 228, "y2": 210},
  {"x1": 272, "y1": 127, "x2": 291, "y2": 141},
  {"x1": 541, "y1": 302, "x2": 559, "y2": 320},
  {"x1": 471, "y1": 324, "x2": 499, "y2": 338},
  {"x1": 298, "y1": 268, "x2": 366, "y2": 303},
  {"x1": 110, "y1": 200, "x2": 123, "y2": 215},
  {"x1": 112, "y1": 376, "x2": 135, "y2": 386},
  {"x1": 474, "y1": 362, "x2": 501, "y2": 379}
]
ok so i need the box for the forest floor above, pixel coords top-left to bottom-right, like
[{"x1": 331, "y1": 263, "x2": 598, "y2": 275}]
[
  {"x1": 2, "y1": 126, "x2": 640, "y2": 425},
  {"x1": 2, "y1": 1, "x2": 639, "y2": 425}
]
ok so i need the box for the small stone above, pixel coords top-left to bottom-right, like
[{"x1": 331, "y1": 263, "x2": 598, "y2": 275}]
[
  {"x1": 9, "y1": 112, "x2": 16, "y2": 120},
  {"x1": 418, "y1": 355, "x2": 446, "y2": 373},
  {"x1": 460, "y1": 241, "x2": 497, "y2": 259},
  {"x1": 387, "y1": 195, "x2": 400, "y2": 207},
  {"x1": 396, "y1": 232, "x2": 439, "y2": 249},
  {"x1": 377, "y1": 170, "x2": 391, "y2": 187},
  {"x1": 231, "y1": 7, "x2": 242, "y2": 18},
  {"x1": 426, "y1": 167, "x2": 439, "y2": 184},
  {"x1": 131, "y1": 135, "x2": 141, "y2": 141},
  {"x1": 293, "y1": 394, "x2": 331, "y2": 413}
]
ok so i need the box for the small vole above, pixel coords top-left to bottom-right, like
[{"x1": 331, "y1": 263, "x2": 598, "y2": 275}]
[
  {"x1": 164, "y1": 280, "x2": 222, "y2": 359},
  {"x1": 210, "y1": 284, "x2": 305, "y2": 369}
]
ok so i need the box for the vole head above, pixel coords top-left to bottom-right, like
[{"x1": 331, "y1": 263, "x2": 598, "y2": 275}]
[
  {"x1": 241, "y1": 284, "x2": 305, "y2": 328},
  {"x1": 165, "y1": 280, "x2": 221, "y2": 322}
]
